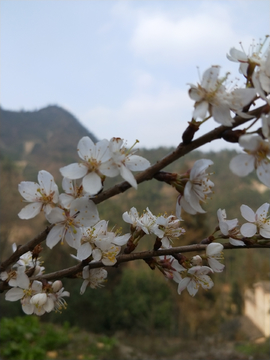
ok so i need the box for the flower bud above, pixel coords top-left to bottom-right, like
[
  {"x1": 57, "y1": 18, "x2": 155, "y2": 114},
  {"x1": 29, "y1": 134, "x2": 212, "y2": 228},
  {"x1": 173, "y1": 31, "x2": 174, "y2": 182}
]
[
  {"x1": 221, "y1": 129, "x2": 245, "y2": 143},
  {"x1": 182, "y1": 121, "x2": 200, "y2": 144},
  {"x1": 52, "y1": 280, "x2": 63, "y2": 293},
  {"x1": 191, "y1": 255, "x2": 203, "y2": 266}
]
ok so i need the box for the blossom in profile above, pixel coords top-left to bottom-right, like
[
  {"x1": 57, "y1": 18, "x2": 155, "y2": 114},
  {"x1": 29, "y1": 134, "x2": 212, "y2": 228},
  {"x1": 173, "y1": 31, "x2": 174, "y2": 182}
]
[
  {"x1": 206, "y1": 243, "x2": 225, "y2": 272},
  {"x1": 229, "y1": 134, "x2": 270, "y2": 188},
  {"x1": 252, "y1": 49, "x2": 270, "y2": 98},
  {"x1": 180, "y1": 159, "x2": 214, "y2": 214},
  {"x1": 80, "y1": 266, "x2": 108, "y2": 294},
  {"x1": 18, "y1": 170, "x2": 59, "y2": 219},
  {"x1": 217, "y1": 208, "x2": 245, "y2": 246},
  {"x1": 240, "y1": 203, "x2": 270, "y2": 238}
]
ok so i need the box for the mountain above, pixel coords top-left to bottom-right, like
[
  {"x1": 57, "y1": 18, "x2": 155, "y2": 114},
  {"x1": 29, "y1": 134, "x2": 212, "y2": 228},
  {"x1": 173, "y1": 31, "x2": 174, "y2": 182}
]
[{"x1": 0, "y1": 105, "x2": 97, "y2": 180}]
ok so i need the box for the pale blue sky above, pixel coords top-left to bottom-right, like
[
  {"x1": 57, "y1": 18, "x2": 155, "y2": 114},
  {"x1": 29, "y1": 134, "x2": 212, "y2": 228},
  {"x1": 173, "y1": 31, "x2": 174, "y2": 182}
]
[{"x1": 1, "y1": 0, "x2": 269, "y2": 150}]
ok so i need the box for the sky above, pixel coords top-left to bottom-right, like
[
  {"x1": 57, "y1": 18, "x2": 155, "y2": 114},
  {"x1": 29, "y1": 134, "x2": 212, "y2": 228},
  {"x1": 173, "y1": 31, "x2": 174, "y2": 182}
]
[{"x1": 1, "y1": 0, "x2": 270, "y2": 151}]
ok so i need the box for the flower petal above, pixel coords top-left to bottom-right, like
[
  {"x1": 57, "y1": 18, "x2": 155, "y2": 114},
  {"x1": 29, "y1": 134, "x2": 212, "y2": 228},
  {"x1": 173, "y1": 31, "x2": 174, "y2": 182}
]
[
  {"x1": 229, "y1": 154, "x2": 254, "y2": 177},
  {"x1": 18, "y1": 202, "x2": 43, "y2": 219},
  {"x1": 240, "y1": 205, "x2": 256, "y2": 222},
  {"x1": 60, "y1": 163, "x2": 88, "y2": 180},
  {"x1": 240, "y1": 223, "x2": 257, "y2": 237},
  {"x1": 82, "y1": 172, "x2": 102, "y2": 195}
]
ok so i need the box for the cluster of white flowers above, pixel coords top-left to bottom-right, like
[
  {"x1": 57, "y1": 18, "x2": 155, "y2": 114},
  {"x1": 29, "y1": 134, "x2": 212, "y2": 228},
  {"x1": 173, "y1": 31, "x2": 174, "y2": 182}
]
[
  {"x1": 60, "y1": 136, "x2": 150, "y2": 195},
  {"x1": 2, "y1": 36, "x2": 270, "y2": 315},
  {"x1": 123, "y1": 207, "x2": 185, "y2": 249},
  {"x1": 217, "y1": 203, "x2": 270, "y2": 246},
  {"x1": 158, "y1": 243, "x2": 224, "y2": 297},
  {"x1": 1, "y1": 246, "x2": 69, "y2": 315}
]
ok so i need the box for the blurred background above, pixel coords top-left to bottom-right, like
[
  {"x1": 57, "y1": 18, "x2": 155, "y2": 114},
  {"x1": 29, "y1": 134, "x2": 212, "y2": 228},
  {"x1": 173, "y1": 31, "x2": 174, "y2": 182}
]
[{"x1": 1, "y1": 1, "x2": 270, "y2": 359}]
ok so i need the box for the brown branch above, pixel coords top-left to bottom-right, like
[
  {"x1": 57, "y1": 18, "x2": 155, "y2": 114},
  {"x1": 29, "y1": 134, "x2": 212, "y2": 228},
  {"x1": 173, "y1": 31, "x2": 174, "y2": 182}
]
[
  {"x1": 31, "y1": 241, "x2": 270, "y2": 282},
  {"x1": 93, "y1": 105, "x2": 267, "y2": 205}
]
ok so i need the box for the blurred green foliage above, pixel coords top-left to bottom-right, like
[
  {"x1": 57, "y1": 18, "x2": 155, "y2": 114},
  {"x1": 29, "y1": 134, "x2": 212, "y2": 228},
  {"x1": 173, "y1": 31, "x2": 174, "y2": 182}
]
[{"x1": 0, "y1": 316, "x2": 68, "y2": 359}]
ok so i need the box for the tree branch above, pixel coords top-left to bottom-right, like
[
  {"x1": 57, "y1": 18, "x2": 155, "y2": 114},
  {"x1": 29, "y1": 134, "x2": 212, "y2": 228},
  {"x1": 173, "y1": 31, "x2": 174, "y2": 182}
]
[
  {"x1": 30, "y1": 241, "x2": 270, "y2": 282},
  {"x1": 0, "y1": 225, "x2": 54, "y2": 273},
  {"x1": 93, "y1": 105, "x2": 267, "y2": 205}
]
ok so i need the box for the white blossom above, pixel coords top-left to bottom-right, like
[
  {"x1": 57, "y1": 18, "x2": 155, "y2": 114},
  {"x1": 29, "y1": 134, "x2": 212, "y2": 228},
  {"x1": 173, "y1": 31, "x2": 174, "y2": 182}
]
[
  {"x1": 188, "y1": 66, "x2": 256, "y2": 126},
  {"x1": 45, "y1": 198, "x2": 99, "y2": 249},
  {"x1": 180, "y1": 159, "x2": 214, "y2": 214},
  {"x1": 206, "y1": 243, "x2": 225, "y2": 272},
  {"x1": 240, "y1": 203, "x2": 270, "y2": 238},
  {"x1": 174, "y1": 266, "x2": 214, "y2": 297},
  {"x1": 229, "y1": 134, "x2": 270, "y2": 188},
  {"x1": 60, "y1": 137, "x2": 115, "y2": 195},
  {"x1": 80, "y1": 266, "x2": 108, "y2": 294},
  {"x1": 18, "y1": 170, "x2": 59, "y2": 219},
  {"x1": 107, "y1": 137, "x2": 150, "y2": 189},
  {"x1": 217, "y1": 208, "x2": 245, "y2": 246},
  {"x1": 156, "y1": 215, "x2": 185, "y2": 248}
]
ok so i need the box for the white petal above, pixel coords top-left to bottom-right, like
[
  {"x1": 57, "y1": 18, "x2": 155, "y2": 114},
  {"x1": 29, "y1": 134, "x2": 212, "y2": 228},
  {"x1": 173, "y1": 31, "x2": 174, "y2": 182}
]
[
  {"x1": 18, "y1": 202, "x2": 43, "y2": 219},
  {"x1": 230, "y1": 88, "x2": 256, "y2": 110},
  {"x1": 5, "y1": 288, "x2": 24, "y2": 301},
  {"x1": 82, "y1": 172, "x2": 102, "y2": 195},
  {"x1": 112, "y1": 233, "x2": 130, "y2": 246},
  {"x1": 198, "y1": 275, "x2": 214, "y2": 289},
  {"x1": 190, "y1": 159, "x2": 213, "y2": 179},
  {"x1": 229, "y1": 154, "x2": 255, "y2": 177},
  {"x1": 208, "y1": 258, "x2": 225, "y2": 273},
  {"x1": 46, "y1": 207, "x2": 66, "y2": 224},
  {"x1": 193, "y1": 101, "x2": 208, "y2": 119},
  {"x1": 239, "y1": 134, "x2": 261, "y2": 151},
  {"x1": 187, "y1": 280, "x2": 199, "y2": 297},
  {"x1": 212, "y1": 103, "x2": 234, "y2": 126},
  {"x1": 99, "y1": 159, "x2": 119, "y2": 177},
  {"x1": 77, "y1": 243, "x2": 93, "y2": 261},
  {"x1": 71, "y1": 198, "x2": 100, "y2": 227},
  {"x1": 22, "y1": 302, "x2": 34, "y2": 314},
  {"x1": 43, "y1": 297, "x2": 55, "y2": 312},
  {"x1": 240, "y1": 204, "x2": 256, "y2": 222},
  {"x1": 229, "y1": 238, "x2": 245, "y2": 246},
  {"x1": 95, "y1": 139, "x2": 111, "y2": 162},
  {"x1": 180, "y1": 195, "x2": 197, "y2": 214},
  {"x1": 125, "y1": 155, "x2": 150, "y2": 171},
  {"x1": 240, "y1": 223, "x2": 257, "y2": 237},
  {"x1": 177, "y1": 277, "x2": 190, "y2": 294},
  {"x1": 257, "y1": 162, "x2": 270, "y2": 188},
  {"x1": 80, "y1": 280, "x2": 89, "y2": 295},
  {"x1": 206, "y1": 243, "x2": 223, "y2": 256},
  {"x1": 38, "y1": 170, "x2": 56, "y2": 195},
  {"x1": 18, "y1": 182, "x2": 40, "y2": 201},
  {"x1": 184, "y1": 182, "x2": 205, "y2": 213},
  {"x1": 60, "y1": 163, "x2": 88, "y2": 180},
  {"x1": 62, "y1": 178, "x2": 74, "y2": 193},
  {"x1": 65, "y1": 227, "x2": 82, "y2": 249},
  {"x1": 119, "y1": 164, "x2": 137, "y2": 188},
  {"x1": 201, "y1": 66, "x2": 220, "y2": 90},
  {"x1": 59, "y1": 193, "x2": 74, "y2": 209},
  {"x1": 77, "y1": 136, "x2": 95, "y2": 160},
  {"x1": 46, "y1": 225, "x2": 64, "y2": 249}
]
